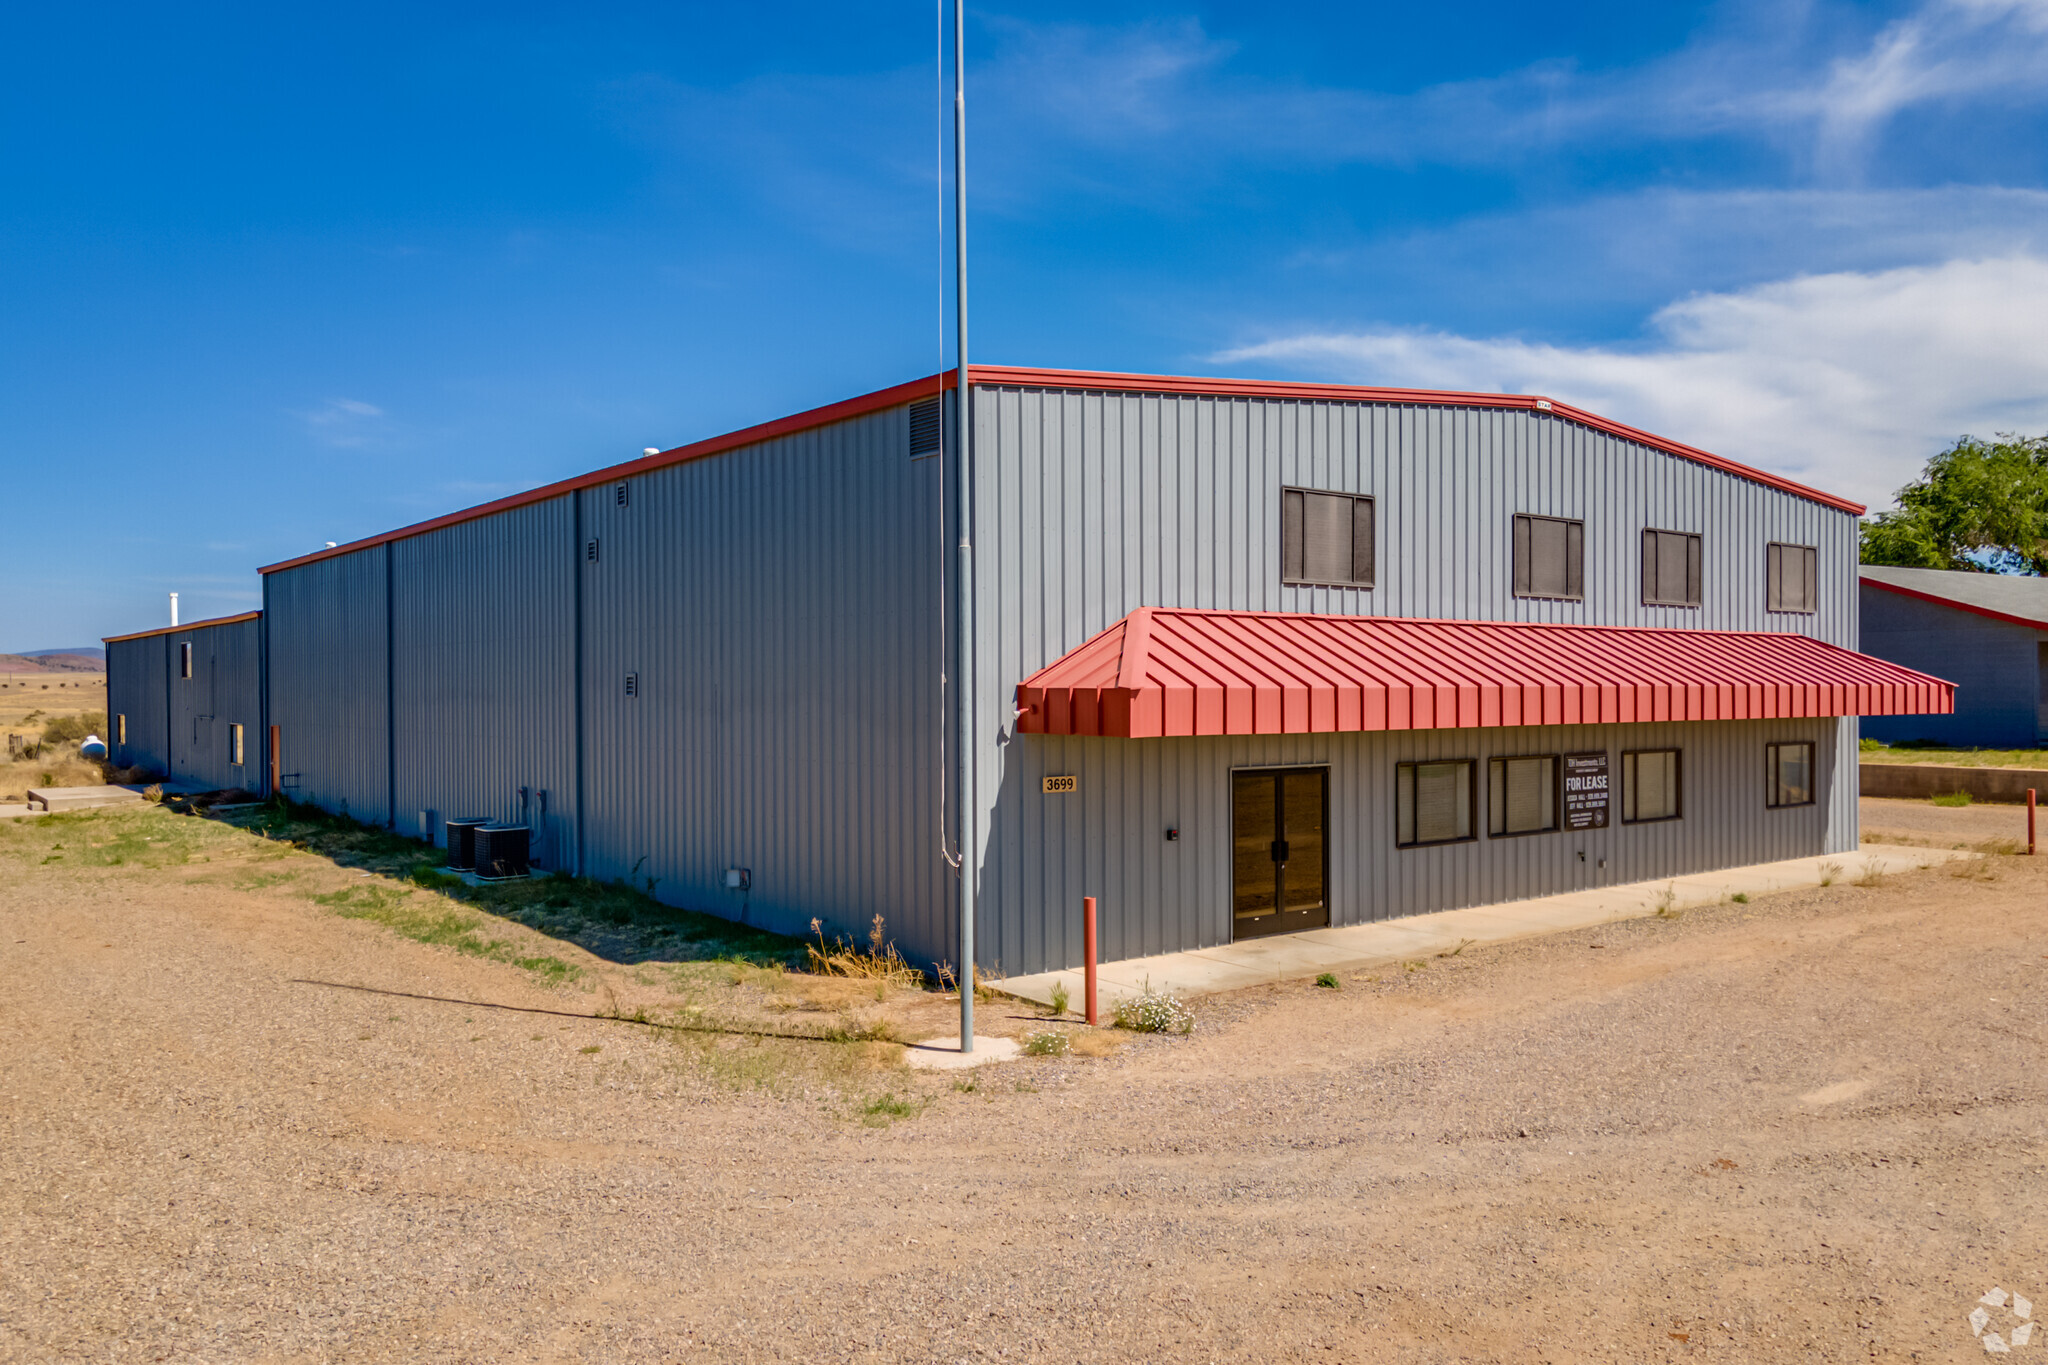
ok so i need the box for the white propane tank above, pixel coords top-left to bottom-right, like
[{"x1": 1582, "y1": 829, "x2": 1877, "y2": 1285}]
[{"x1": 80, "y1": 734, "x2": 108, "y2": 759}]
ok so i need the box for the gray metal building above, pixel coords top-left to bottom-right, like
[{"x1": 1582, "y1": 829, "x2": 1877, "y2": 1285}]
[
  {"x1": 104, "y1": 611, "x2": 267, "y2": 791},
  {"x1": 158, "y1": 367, "x2": 1949, "y2": 977},
  {"x1": 1859, "y1": 565, "x2": 2048, "y2": 748}
]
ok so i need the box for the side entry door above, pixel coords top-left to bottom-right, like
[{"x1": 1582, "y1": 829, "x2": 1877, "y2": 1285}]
[{"x1": 1232, "y1": 767, "x2": 1330, "y2": 940}]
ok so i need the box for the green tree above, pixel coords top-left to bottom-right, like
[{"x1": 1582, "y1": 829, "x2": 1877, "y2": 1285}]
[{"x1": 1859, "y1": 433, "x2": 2048, "y2": 575}]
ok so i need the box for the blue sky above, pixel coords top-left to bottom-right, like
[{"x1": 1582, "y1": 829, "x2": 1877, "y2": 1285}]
[{"x1": 5, "y1": 0, "x2": 2048, "y2": 648}]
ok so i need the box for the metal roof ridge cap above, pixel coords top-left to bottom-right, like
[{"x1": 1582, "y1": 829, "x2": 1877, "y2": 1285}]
[{"x1": 1114, "y1": 608, "x2": 1155, "y2": 691}]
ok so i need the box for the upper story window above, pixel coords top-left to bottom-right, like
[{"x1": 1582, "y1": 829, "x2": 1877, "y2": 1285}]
[
  {"x1": 179, "y1": 642, "x2": 193, "y2": 679},
  {"x1": 1767, "y1": 542, "x2": 1818, "y2": 614},
  {"x1": 1513, "y1": 514, "x2": 1583, "y2": 601},
  {"x1": 1642, "y1": 529, "x2": 1702, "y2": 607},
  {"x1": 1282, "y1": 488, "x2": 1374, "y2": 588}
]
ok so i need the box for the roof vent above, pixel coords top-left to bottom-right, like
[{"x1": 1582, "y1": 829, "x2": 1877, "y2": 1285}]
[{"x1": 909, "y1": 398, "x2": 942, "y2": 458}]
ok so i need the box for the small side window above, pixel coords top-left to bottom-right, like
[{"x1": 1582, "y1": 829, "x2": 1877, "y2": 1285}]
[
  {"x1": 1281, "y1": 488, "x2": 1375, "y2": 588},
  {"x1": 1622, "y1": 749, "x2": 1682, "y2": 822},
  {"x1": 1642, "y1": 530, "x2": 1702, "y2": 607},
  {"x1": 117, "y1": 714, "x2": 128, "y2": 744},
  {"x1": 1513, "y1": 514, "x2": 1584, "y2": 600},
  {"x1": 229, "y1": 723, "x2": 245, "y2": 766},
  {"x1": 1765, "y1": 741, "x2": 1815, "y2": 808},
  {"x1": 1767, "y1": 543, "x2": 1818, "y2": 614},
  {"x1": 1396, "y1": 759, "x2": 1476, "y2": 847},
  {"x1": 179, "y1": 642, "x2": 193, "y2": 679}
]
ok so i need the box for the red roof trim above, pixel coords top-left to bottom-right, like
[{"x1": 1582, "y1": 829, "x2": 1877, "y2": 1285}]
[
  {"x1": 259, "y1": 372, "x2": 952, "y2": 574},
  {"x1": 103, "y1": 610, "x2": 262, "y2": 644},
  {"x1": 1015, "y1": 608, "x2": 1951, "y2": 738},
  {"x1": 261, "y1": 364, "x2": 1863, "y2": 576},
  {"x1": 1860, "y1": 575, "x2": 2048, "y2": 632}
]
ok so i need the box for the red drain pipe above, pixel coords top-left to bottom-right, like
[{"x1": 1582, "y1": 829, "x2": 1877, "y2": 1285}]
[
  {"x1": 1083, "y1": 896, "x2": 1098, "y2": 1026},
  {"x1": 2029, "y1": 788, "x2": 2037, "y2": 856}
]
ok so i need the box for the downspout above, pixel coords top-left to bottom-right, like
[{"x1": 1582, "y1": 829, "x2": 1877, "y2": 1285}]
[
  {"x1": 573, "y1": 490, "x2": 587, "y2": 877},
  {"x1": 385, "y1": 543, "x2": 397, "y2": 830},
  {"x1": 952, "y1": 0, "x2": 976, "y2": 1052}
]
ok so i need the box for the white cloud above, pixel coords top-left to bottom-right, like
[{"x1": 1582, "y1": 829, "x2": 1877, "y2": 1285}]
[
  {"x1": 973, "y1": 0, "x2": 2048, "y2": 181},
  {"x1": 296, "y1": 397, "x2": 387, "y2": 448},
  {"x1": 1217, "y1": 255, "x2": 2048, "y2": 512}
]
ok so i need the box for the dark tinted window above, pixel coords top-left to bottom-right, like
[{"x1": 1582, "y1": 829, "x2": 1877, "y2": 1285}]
[
  {"x1": 1642, "y1": 530, "x2": 1702, "y2": 607},
  {"x1": 1282, "y1": 489, "x2": 1374, "y2": 588},
  {"x1": 1513, "y1": 515, "x2": 1583, "y2": 600},
  {"x1": 1767, "y1": 543, "x2": 1818, "y2": 613}
]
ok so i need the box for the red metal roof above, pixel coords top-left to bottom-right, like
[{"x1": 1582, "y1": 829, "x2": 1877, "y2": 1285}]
[
  {"x1": 1015, "y1": 608, "x2": 1953, "y2": 738},
  {"x1": 103, "y1": 610, "x2": 263, "y2": 645},
  {"x1": 260, "y1": 366, "x2": 1861, "y2": 575}
]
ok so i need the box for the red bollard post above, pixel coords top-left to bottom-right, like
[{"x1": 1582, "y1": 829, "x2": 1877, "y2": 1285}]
[
  {"x1": 1083, "y1": 896, "x2": 1098, "y2": 1027},
  {"x1": 2029, "y1": 788, "x2": 2037, "y2": 856}
]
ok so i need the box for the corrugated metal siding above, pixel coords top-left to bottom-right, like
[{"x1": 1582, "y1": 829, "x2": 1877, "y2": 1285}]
[
  {"x1": 106, "y1": 636, "x2": 170, "y2": 775},
  {"x1": 266, "y1": 550, "x2": 391, "y2": 821},
  {"x1": 1860, "y1": 585, "x2": 2047, "y2": 747},
  {"x1": 390, "y1": 500, "x2": 579, "y2": 855},
  {"x1": 968, "y1": 386, "x2": 1865, "y2": 973},
  {"x1": 986, "y1": 717, "x2": 1846, "y2": 972},
  {"x1": 166, "y1": 617, "x2": 265, "y2": 792},
  {"x1": 577, "y1": 403, "x2": 946, "y2": 953}
]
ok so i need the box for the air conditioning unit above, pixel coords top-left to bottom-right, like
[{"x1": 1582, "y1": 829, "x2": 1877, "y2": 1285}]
[
  {"x1": 475, "y1": 825, "x2": 531, "y2": 881},
  {"x1": 444, "y1": 816, "x2": 489, "y2": 872}
]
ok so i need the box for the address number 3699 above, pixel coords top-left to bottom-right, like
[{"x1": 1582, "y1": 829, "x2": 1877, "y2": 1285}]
[{"x1": 1042, "y1": 775, "x2": 1078, "y2": 794}]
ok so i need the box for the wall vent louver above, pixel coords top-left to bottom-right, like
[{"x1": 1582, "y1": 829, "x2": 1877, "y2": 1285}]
[
  {"x1": 586, "y1": 538, "x2": 599, "y2": 563},
  {"x1": 909, "y1": 397, "x2": 942, "y2": 458},
  {"x1": 615, "y1": 482, "x2": 628, "y2": 507},
  {"x1": 625, "y1": 671, "x2": 638, "y2": 697}
]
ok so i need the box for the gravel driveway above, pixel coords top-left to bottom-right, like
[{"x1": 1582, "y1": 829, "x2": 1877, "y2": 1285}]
[{"x1": 3, "y1": 807, "x2": 2043, "y2": 1363}]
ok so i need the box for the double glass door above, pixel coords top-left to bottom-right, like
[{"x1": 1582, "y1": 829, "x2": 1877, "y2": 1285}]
[{"x1": 1231, "y1": 767, "x2": 1330, "y2": 939}]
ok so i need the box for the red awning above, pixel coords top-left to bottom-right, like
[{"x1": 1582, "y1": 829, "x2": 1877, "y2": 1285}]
[{"x1": 1014, "y1": 608, "x2": 1955, "y2": 738}]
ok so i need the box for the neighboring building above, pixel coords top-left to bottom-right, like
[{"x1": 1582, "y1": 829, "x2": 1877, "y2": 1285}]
[
  {"x1": 104, "y1": 611, "x2": 267, "y2": 790},
  {"x1": 1859, "y1": 565, "x2": 2048, "y2": 748},
  {"x1": 111, "y1": 368, "x2": 1951, "y2": 976}
]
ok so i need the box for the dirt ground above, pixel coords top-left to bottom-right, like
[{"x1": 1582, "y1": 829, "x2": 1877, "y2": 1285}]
[
  {"x1": 3, "y1": 805, "x2": 2044, "y2": 1364},
  {"x1": 1861, "y1": 794, "x2": 2036, "y2": 848}
]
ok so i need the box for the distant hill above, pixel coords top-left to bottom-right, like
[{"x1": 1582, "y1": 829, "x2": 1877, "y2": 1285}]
[
  {"x1": 23, "y1": 646, "x2": 105, "y2": 663},
  {"x1": 0, "y1": 651, "x2": 105, "y2": 673}
]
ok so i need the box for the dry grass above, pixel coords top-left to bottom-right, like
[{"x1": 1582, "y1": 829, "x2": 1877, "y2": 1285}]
[
  {"x1": 1065, "y1": 1028, "x2": 1123, "y2": 1058},
  {"x1": 2, "y1": 752, "x2": 105, "y2": 802},
  {"x1": 806, "y1": 914, "x2": 927, "y2": 989}
]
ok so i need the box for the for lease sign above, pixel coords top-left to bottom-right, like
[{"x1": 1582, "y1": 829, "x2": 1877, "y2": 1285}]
[{"x1": 1563, "y1": 752, "x2": 1609, "y2": 830}]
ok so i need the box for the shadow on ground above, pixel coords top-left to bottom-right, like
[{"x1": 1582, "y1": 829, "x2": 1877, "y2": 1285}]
[{"x1": 217, "y1": 796, "x2": 806, "y2": 969}]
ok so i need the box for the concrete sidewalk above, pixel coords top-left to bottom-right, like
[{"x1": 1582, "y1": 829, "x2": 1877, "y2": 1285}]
[{"x1": 993, "y1": 843, "x2": 1975, "y2": 1011}]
